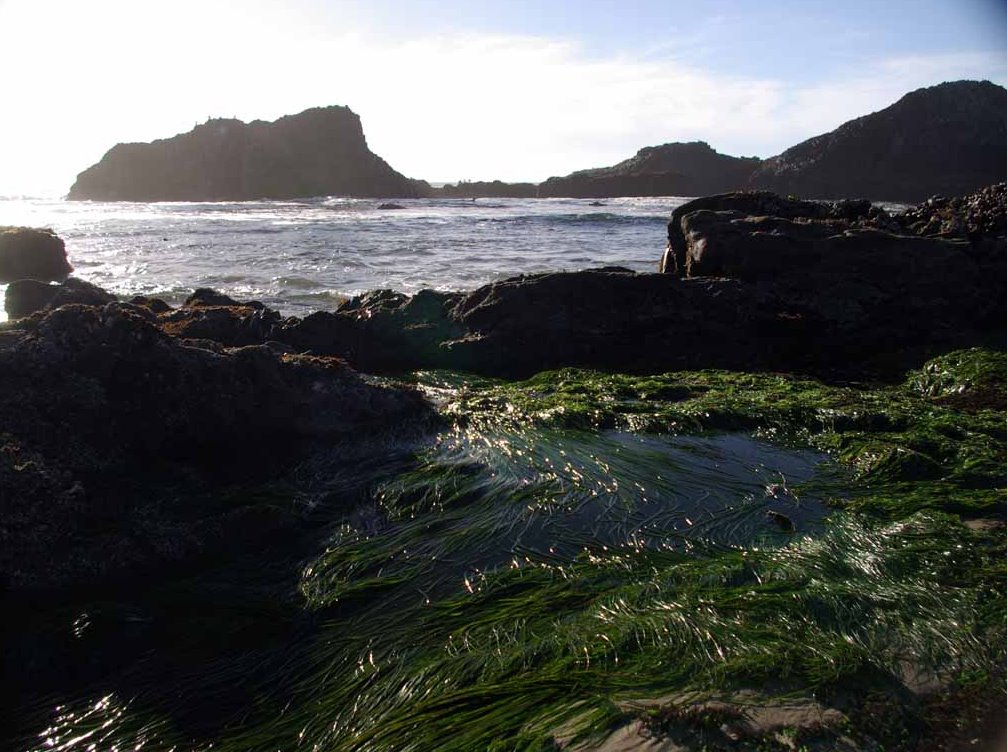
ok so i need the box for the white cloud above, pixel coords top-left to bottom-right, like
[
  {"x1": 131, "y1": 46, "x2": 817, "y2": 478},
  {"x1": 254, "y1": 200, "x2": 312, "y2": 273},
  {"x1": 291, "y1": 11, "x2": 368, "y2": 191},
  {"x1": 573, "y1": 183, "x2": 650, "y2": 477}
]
[{"x1": 0, "y1": 0, "x2": 1004, "y2": 196}]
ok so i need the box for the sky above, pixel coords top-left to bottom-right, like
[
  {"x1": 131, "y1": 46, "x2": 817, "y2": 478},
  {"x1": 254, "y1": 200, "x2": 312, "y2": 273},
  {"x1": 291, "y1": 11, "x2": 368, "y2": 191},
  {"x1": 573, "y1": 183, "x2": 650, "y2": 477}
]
[{"x1": 1, "y1": 0, "x2": 1005, "y2": 197}]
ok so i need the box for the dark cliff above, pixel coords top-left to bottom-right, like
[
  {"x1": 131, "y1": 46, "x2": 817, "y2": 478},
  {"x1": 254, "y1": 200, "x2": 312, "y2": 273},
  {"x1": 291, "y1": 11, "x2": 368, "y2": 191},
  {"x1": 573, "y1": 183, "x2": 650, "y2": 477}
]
[
  {"x1": 748, "y1": 80, "x2": 1007, "y2": 202},
  {"x1": 68, "y1": 106, "x2": 423, "y2": 201},
  {"x1": 537, "y1": 141, "x2": 761, "y2": 198}
]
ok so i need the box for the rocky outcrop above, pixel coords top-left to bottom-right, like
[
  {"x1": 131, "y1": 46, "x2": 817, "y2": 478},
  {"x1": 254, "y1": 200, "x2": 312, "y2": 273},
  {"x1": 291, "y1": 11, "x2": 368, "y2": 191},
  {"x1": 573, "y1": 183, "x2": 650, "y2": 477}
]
[
  {"x1": 270, "y1": 185, "x2": 1007, "y2": 379},
  {"x1": 5, "y1": 277, "x2": 115, "y2": 318},
  {"x1": 748, "y1": 80, "x2": 1007, "y2": 202},
  {"x1": 658, "y1": 191, "x2": 882, "y2": 275},
  {"x1": 0, "y1": 227, "x2": 72, "y2": 283},
  {"x1": 538, "y1": 80, "x2": 1007, "y2": 201},
  {"x1": 5, "y1": 184, "x2": 1007, "y2": 587},
  {"x1": 537, "y1": 142, "x2": 762, "y2": 198},
  {"x1": 0, "y1": 301, "x2": 430, "y2": 590},
  {"x1": 68, "y1": 106, "x2": 423, "y2": 201}
]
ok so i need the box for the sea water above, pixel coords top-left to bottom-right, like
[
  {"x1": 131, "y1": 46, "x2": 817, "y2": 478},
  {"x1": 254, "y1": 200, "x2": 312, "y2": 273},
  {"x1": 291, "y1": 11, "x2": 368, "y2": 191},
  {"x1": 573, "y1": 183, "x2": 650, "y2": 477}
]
[{"x1": 0, "y1": 195, "x2": 688, "y2": 321}]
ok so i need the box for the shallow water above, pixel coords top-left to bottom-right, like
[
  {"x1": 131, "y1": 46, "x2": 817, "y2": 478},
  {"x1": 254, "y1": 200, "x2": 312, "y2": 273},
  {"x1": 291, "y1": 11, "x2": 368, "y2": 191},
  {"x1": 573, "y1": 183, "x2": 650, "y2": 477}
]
[{"x1": 12, "y1": 416, "x2": 847, "y2": 751}]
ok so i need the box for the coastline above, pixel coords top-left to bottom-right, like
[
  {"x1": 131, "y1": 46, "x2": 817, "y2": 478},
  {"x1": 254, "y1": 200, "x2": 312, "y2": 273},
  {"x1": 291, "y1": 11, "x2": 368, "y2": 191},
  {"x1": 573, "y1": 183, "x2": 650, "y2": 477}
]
[{"x1": 4, "y1": 187, "x2": 1007, "y2": 751}]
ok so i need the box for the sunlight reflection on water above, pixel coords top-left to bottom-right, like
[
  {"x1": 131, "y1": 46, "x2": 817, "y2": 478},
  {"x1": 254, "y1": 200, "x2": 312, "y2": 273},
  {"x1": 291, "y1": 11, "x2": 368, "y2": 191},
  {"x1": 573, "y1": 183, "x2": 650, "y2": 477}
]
[{"x1": 0, "y1": 196, "x2": 683, "y2": 317}]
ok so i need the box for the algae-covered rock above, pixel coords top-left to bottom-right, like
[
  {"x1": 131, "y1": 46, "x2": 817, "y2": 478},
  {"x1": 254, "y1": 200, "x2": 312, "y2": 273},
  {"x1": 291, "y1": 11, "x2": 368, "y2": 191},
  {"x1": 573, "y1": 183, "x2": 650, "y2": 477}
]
[{"x1": 909, "y1": 347, "x2": 1007, "y2": 411}]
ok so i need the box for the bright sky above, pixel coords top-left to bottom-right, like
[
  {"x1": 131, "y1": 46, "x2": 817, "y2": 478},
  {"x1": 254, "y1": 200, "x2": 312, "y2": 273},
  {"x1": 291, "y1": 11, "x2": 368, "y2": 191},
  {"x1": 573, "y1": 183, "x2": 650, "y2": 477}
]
[{"x1": 1, "y1": 0, "x2": 1005, "y2": 197}]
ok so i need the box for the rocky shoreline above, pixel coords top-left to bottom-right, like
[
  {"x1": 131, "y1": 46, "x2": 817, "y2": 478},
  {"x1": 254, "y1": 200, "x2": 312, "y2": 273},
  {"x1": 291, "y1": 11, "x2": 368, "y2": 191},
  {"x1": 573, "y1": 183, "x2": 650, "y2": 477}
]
[
  {"x1": 4, "y1": 186, "x2": 1007, "y2": 751},
  {"x1": 3, "y1": 184, "x2": 1006, "y2": 590},
  {"x1": 20, "y1": 184, "x2": 1007, "y2": 379}
]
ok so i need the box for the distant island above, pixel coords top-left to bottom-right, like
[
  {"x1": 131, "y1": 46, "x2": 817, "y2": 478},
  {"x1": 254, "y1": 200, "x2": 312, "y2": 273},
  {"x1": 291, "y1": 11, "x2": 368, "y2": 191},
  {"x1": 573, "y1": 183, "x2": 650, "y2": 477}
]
[
  {"x1": 536, "y1": 141, "x2": 761, "y2": 199},
  {"x1": 68, "y1": 106, "x2": 425, "y2": 201},
  {"x1": 69, "y1": 80, "x2": 1007, "y2": 203}
]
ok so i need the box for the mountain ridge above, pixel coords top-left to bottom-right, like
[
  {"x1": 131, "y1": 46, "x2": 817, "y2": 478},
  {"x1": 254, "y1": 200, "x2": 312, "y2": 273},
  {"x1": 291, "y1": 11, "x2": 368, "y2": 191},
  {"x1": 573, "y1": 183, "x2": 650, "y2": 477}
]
[{"x1": 69, "y1": 80, "x2": 1007, "y2": 202}]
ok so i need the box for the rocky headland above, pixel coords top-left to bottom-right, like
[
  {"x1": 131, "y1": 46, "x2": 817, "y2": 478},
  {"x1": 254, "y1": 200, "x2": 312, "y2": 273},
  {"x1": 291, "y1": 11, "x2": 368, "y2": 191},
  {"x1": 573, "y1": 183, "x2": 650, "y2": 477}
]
[
  {"x1": 538, "y1": 80, "x2": 1007, "y2": 202},
  {"x1": 748, "y1": 80, "x2": 1007, "y2": 202},
  {"x1": 68, "y1": 106, "x2": 425, "y2": 201},
  {"x1": 537, "y1": 141, "x2": 761, "y2": 199}
]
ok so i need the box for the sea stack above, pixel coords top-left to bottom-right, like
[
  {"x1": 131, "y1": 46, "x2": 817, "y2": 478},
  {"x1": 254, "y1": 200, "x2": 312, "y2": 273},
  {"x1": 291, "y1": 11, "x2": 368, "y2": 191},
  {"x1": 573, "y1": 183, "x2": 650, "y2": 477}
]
[{"x1": 68, "y1": 106, "x2": 424, "y2": 202}]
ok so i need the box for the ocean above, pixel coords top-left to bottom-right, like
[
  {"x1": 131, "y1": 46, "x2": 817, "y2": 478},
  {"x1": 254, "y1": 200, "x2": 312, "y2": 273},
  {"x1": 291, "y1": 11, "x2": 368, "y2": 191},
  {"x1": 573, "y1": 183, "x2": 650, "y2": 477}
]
[{"x1": 1, "y1": 195, "x2": 686, "y2": 320}]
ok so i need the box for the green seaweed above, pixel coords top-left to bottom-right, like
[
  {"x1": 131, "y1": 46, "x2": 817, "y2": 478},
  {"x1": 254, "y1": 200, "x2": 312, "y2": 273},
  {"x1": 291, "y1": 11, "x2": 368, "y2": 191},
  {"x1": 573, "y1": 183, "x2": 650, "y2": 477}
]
[{"x1": 17, "y1": 349, "x2": 1007, "y2": 751}]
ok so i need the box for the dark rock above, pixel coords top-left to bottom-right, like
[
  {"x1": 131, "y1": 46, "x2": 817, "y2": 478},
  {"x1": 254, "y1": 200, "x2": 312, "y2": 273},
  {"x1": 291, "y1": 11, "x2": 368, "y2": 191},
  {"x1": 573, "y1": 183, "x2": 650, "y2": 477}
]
[
  {"x1": 5, "y1": 280, "x2": 59, "y2": 318},
  {"x1": 5, "y1": 277, "x2": 116, "y2": 319},
  {"x1": 538, "y1": 142, "x2": 761, "y2": 198},
  {"x1": 748, "y1": 80, "x2": 1007, "y2": 202},
  {"x1": 659, "y1": 187, "x2": 1007, "y2": 371},
  {"x1": 68, "y1": 106, "x2": 424, "y2": 201},
  {"x1": 0, "y1": 227, "x2": 73, "y2": 283},
  {"x1": 279, "y1": 288, "x2": 466, "y2": 371},
  {"x1": 275, "y1": 269, "x2": 798, "y2": 378},
  {"x1": 766, "y1": 510, "x2": 795, "y2": 533},
  {"x1": 184, "y1": 287, "x2": 262, "y2": 309},
  {"x1": 160, "y1": 300, "x2": 281, "y2": 347},
  {"x1": 377, "y1": 202, "x2": 406, "y2": 210},
  {"x1": 659, "y1": 191, "x2": 879, "y2": 274},
  {"x1": 51, "y1": 277, "x2": 117, "y2": 308},
  {"x1": 128, "y1": 295, "x2": 172, "y2": 314},
  {"x1": 0, "y1": 302, "x2": 431, "y2": 590}
]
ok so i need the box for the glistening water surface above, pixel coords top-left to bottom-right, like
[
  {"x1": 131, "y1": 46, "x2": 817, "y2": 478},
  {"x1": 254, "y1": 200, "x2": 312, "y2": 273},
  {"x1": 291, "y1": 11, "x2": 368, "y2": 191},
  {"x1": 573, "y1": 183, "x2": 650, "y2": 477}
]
[
  {"x1": 11, "y1": 359, "x2": 1006, "y2": 751},
  {"x1": 14, "y1": 386, "x2": 846, "y2": 751},
  {"x1": 1, "y1": 196, "x2": 684, "y2": 319}
]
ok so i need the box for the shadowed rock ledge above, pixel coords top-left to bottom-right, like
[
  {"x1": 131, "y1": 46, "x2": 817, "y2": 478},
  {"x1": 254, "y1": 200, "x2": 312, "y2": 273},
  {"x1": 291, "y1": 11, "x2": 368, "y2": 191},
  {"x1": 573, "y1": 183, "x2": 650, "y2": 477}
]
[{"x1": 0, "y1": 301, "x2": 431, "y2": 591}]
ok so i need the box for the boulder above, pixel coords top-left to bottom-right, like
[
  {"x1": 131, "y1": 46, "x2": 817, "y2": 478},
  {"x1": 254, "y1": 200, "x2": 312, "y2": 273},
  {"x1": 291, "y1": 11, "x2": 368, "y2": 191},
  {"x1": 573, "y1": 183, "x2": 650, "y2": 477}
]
[
  {"x1": 5, "y1": 280, "x2": 58, "y2": 319},
  {"x1": 5, "y1": 277, "x2": 116, "y2": 319},
  {"x1": 159, "y1": 292, "x2": 281, "y2": 347},
  {"x1": 0, "y1": 227, "x2": 73, "y2": 283},
  {"x1": 659, "y1": 191, "x2": 878, "y2": 274},
  {"x1": 280, "y1": 288, "x2": 466, "y2": 372},
  {"x1": 128, "y1": 295, "x2": 172, "y2": 314},
  {"x1": 184, "y1": 287, "x2": 263, "y2": 309}
]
